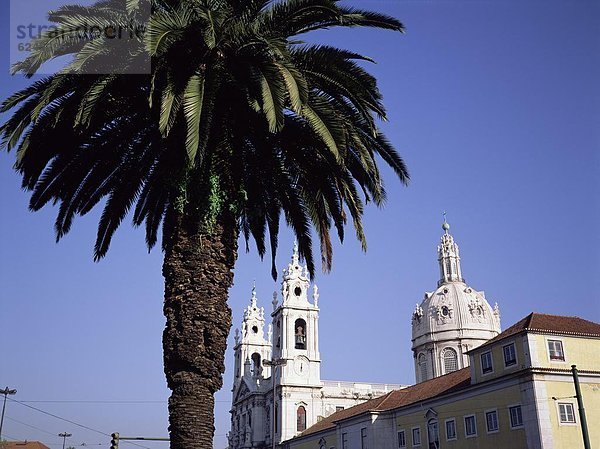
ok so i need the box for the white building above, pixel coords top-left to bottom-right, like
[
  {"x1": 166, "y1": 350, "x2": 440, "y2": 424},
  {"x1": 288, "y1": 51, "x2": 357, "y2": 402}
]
[
  {"x1": 228, "y1": 243, "x2": 404, "y2": 449},
  {"x1": 411, "y1": 219, "x2": 501, "y2": 382}
]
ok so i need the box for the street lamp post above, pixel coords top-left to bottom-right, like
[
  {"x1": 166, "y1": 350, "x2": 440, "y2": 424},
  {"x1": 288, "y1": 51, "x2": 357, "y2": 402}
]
[
  {"x1": 0, "y1": 387, "x2": 17, "y2": 441},
  {"x1": 263, "y1": 358, "x2": 287, "y2": 449},
  {"x1": 58, "y1": 432, "x2": 72, "y2": 449},
  {"x1": 571, "y1": 365, "x2": 591, "y2": 449}
]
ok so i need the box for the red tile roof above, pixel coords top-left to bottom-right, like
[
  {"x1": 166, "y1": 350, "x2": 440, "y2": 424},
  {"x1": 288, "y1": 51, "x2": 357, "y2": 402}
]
[
  {"x1": 474, "y1": 312, "x2": 600, "y2": 351},
  {"x1": 293, "y1": 312, "x2": 600, "y2": 441},
  {"x1": 4, "y1": 442, "x2": 51, "y2": 449},
  {"x1": 298, "y1": 368, "x2": 471, "y2": 438}
]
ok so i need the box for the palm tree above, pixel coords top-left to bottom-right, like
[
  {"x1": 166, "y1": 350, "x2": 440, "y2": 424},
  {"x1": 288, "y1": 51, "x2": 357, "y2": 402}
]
[{"x1": 1, "y1": 0, "x2": 409, "y2": 447}]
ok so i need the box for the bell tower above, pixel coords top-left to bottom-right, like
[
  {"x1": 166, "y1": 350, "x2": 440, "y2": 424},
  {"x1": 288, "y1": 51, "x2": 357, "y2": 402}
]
[
  {"x1": 271, "y1": 242, "x2": 322, "y2": 444},
  {"x1": 233, "y1": 285, "x2": 272, "y2": 384},
  {"x1": 271, "y1": 242, "x2": 321, "y2": 376}
]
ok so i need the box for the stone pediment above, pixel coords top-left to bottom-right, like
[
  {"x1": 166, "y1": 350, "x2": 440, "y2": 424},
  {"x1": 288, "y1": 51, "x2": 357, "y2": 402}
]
[
  {"x1": 233, "y1": 379, "x2": 252, "y2": 403},
  {"x1": 424, "y1": 408, "x2": 438, "y2": 419}
]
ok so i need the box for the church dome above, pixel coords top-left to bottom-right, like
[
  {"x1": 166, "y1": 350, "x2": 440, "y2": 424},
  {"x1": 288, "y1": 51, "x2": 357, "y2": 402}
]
[
  {"x1": 410, "y1": 219, "x2": 501, "y2": 383},
  {"x1": 411, "y1": 280, "x2": 500, "y2": 344}
]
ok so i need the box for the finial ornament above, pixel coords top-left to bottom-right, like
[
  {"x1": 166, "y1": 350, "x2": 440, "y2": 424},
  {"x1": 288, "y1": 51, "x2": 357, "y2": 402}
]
[
  {"x1": 493, "y1": 302, "x2": 501, "y2": 319},
  {"x1": 292, "y1": 240, "x2": 300, "y2": 265},
  {"x1": 272, "y1": 291, "x2": 278, "y2": 311},
  {"x1": 442, "y1": 211, "x2": 450, "y2": 233},
  {"x1": 438, "y1": 214, "x2": 463, "y2": 285},
  {"x1": 313, "y1": 285, "x2": 319, "y2": 307}
]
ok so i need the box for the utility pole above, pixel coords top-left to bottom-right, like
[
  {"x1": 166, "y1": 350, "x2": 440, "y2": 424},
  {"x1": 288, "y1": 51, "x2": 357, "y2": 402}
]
[
  {"x1": 571, "y1": 365, "x2": 591, "y2": 449},
  {"x1": 263, "y1": 358, "x2": 287, "y2": 449},
  {"x1": 58, "y1": 432, "x2": 72, "y2": 449},
  {"x1": 0, "y1": 387, "x2": 17, "y2": 441}
]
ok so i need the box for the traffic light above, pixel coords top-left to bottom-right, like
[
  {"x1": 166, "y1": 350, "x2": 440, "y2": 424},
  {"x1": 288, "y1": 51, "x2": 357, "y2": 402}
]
[{"x1": 110, "y1": 432, "x2": 119, "y2": 449}]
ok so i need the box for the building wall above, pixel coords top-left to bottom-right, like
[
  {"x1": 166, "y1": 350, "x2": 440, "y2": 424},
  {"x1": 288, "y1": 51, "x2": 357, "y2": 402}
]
[
  {"x1": 528, "y1": 334, "x2": 600, "y2": 370},
  {"x1": 285, "y1": 432, "x2": 336, "y2": 449},
  {"x1": 286, "y1": 381, "x2": 536, "y2": 449},
  {"x1": 279, "y1": 385, "x2": 400, "y2": 444},
  {"x1": 538, "y1": 375, "x2": 600, "y2": 449},
  {"x1": 394, "y1": 384, "x2": 529, "y2": 449},
  {"x1": 470, "y1": 335, "x2": 528, "y2": 384}
]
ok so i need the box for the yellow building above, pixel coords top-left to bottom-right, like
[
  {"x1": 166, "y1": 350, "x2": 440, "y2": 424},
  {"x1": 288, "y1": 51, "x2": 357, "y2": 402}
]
[{"x1": 284, "y1": 312, "x2": 600, "y2": 449}]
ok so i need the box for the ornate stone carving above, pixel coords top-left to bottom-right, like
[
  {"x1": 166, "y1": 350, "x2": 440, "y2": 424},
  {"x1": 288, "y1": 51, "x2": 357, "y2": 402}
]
[
  {"x1": 436, "y1": 302, "x2": 454, "y2": 324},
  {"x1": 468, "y1": 297, "x2": 486, "y2": 321},
  {"x1": 412, "y1": 303, "x2": 424, "y2": 324}
]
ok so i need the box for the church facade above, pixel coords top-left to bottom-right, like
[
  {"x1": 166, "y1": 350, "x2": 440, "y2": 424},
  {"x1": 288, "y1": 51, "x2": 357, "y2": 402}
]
[
  {"x1": 228, "y1": 219, "x2": 508, "y2": 448},
  {"x1": 280, "y1": 222, "x2": 600, "y2": 449},
  {"x1": 227, "y1": 243, "x2": 404, "y2": 449}
]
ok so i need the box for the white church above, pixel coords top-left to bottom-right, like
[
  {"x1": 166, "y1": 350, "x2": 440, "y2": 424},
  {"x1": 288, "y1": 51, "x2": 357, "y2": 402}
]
[{"x1": 227, "y1": 221, "x2": 502, "y2": 448}]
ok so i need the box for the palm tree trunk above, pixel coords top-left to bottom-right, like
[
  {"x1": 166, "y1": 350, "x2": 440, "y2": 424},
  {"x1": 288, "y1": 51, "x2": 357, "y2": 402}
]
[{"x1": 162, "y1": 212, "x2": 238, "y2": 449}]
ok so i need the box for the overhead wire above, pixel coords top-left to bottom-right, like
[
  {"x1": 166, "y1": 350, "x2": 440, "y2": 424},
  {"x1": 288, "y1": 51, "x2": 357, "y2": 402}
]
[
  {"x1": 6, "y1": 397, "x2": 152, "y2": 449},
  {"x1": 6, "y1": 416, "x2": 60, "y2": 437}
]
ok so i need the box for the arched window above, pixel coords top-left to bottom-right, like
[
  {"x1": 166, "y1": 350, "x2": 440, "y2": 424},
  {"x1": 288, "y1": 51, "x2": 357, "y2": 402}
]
[
  {"x1": 418, "y1": 353, "x2": 428, "y2": 382},
  {"x1": 297, "y1": 406, "x2": 306, "y2": 432},
  {"x1": 442, "y1": 348, "x2": 458, "y2": 374},
  {"x1": 276, "y1": 320, "x2": 281, "y2": 348},
  {"x1": 427, "y1": 418, "x2": 439, "y2": 449},
  {"x1": 294, "y1": 319, "x2": 307, "y2": 349},
  {"x1": 251, "y1": 352, "x2": 262, "y2": 376},
  {"x1": 274, "y1": 404, "x2": 278, "y2": 433}
]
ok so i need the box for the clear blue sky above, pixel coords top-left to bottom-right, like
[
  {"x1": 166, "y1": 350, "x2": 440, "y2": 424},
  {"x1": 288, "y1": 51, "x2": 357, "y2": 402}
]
[{"x1": 1, "y1": 1, "x2": 599, "y2": 449}]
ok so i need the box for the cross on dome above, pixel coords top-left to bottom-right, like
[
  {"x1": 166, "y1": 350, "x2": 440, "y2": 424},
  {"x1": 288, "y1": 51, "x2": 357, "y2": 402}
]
[{"x1": 442, "y1": 211, "x2": 450, "y2": 234}]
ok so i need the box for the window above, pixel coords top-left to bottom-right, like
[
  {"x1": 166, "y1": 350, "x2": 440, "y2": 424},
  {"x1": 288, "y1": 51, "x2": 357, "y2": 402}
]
[
  {"x1": 427, "y1": 419, "x2": 439, "y2": 448},
  {"x1": 503, "y1": 343, "x2": 517, "y2": 367},
  {"x1": 464, "y1": 415, "x2": 477, "y2": 437},
  {"x1": 481, "y1": 351, "x2": 493, "y2": 374},
  {"x1": 342, "y1": 432, "x2": 349, "y2": 449},
  {"x1": 336, "y1": 406, "x2": 345, "y2": 412},
  {"x1": 398, "y1": 430, "x2": 406, "y2": 448},
  {"x1": 294, "y1": 319, "x2": 306, "y2": 349},
  {"x1": 418, "y1": 353, "x2": 428, "y2": 382},
  {"x1": 445, "y1": 419, "x2": 456, "y2": 440},
  {"x1": 411, "y1": 427, "x2": 421, "y2": 447},
  {"x1": 361, "y1": 428, "x2": 367, "y2": 449},
  {"x1": 548, "y1": 340, "x2": 565, "y2": 361},
  {"x1": 251, "y1": 353, "x2": 262, "y2": 377},
  {"x1": 276, "y1": 320, "x2": 281, "y2": 348},
  {"x1": 485, "y1": 410, "x2": 499, "y2": 433},
  {"x1": 442, "y1": 348, "x2": 458, "y2": 374},
  {"x1": 558, "y1": 403, "x2": 576, "y2": 424},
  {"x1": 297, "y1": 406, "x2": 306, "y2": 432},
  {"x1": 509, "y1": 405, "x2": 523, "y2": 428},
  {"x1": 274, "y1": 404, "x2": 278, "y2": 433}
]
